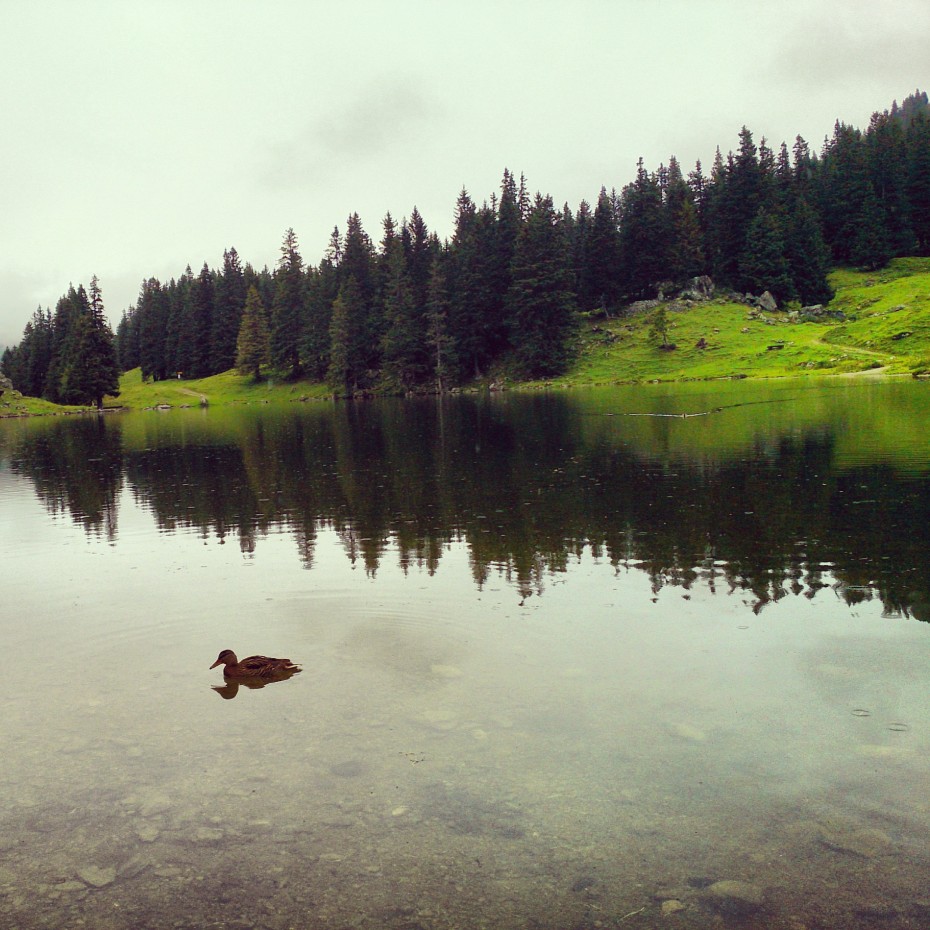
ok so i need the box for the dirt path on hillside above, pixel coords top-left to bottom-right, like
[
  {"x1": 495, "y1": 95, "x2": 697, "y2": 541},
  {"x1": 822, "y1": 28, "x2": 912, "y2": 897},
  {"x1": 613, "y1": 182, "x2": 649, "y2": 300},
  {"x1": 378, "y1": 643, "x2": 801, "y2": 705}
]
[{"x1": 177, "y1": 388, "x2": 208, "y2": 403}]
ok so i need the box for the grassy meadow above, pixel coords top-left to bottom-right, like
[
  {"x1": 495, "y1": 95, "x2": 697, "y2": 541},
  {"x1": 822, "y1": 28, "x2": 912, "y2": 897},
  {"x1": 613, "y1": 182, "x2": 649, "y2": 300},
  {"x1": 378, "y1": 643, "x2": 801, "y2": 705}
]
[
  {"x1": 555, "y1": 257, "x2": 930, "y2": 387},
  {"x1": 2, "y1": 258, "x2": 929, "y2": 418}
]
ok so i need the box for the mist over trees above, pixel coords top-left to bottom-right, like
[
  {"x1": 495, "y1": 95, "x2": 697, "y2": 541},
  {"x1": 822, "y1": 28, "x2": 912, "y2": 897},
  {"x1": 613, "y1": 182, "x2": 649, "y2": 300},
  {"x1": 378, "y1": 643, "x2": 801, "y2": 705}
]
[{"x1": 3, "y1": 90, "x2": 928, "y2": 398}]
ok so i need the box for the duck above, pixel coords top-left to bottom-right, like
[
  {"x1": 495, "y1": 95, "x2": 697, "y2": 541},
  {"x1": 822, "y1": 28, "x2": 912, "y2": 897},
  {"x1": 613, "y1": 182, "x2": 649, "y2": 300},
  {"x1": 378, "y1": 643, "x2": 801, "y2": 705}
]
[{"x1": 209, "y1": 649, "x2": 301, "y2": 679}]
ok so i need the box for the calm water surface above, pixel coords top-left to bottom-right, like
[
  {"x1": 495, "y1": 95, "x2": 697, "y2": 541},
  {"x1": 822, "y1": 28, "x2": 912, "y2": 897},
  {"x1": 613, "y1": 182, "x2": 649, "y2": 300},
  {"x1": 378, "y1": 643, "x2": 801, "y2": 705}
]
[{"x1": 2, "y1": 379, "x2": 930, "y2": 929}]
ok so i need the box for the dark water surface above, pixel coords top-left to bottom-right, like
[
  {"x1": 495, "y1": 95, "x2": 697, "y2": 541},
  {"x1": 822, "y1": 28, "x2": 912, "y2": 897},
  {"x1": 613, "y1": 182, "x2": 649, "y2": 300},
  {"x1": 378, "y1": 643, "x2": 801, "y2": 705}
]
[{"x1": 2, "y1": 379, "x2": 929, "y2": 929}]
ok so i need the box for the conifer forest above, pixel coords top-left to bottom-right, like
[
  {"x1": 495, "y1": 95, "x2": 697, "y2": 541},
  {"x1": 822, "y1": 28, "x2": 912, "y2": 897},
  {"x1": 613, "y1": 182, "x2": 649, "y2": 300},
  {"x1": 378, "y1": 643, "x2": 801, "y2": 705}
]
[{"x1": 4, "y1": 90, "x2": 930, "y2": 402}]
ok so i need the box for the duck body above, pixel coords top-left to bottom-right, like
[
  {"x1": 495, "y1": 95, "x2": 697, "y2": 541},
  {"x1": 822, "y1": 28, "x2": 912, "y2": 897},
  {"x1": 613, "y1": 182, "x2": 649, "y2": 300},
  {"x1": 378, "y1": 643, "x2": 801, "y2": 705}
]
[{"x1": 210, "y1": 649, "x2": 301, "y2": 679}]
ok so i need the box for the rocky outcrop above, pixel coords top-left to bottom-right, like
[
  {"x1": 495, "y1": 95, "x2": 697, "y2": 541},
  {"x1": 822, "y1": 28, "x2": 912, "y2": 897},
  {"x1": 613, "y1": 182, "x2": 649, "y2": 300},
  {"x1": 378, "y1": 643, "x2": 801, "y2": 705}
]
[
  {"x1": 758, "y1": 290, "x2": 778, "y2": 312},
  {"x1": 681, "y1": 275, "x2": 715, "y2": 300}
]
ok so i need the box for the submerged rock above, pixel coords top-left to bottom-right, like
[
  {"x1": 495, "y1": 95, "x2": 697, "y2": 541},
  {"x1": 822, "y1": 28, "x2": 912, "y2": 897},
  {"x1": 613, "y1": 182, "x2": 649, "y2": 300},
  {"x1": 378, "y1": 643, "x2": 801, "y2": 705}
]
[
  {"x1": 77, "y1": 865, "x2": 117, "y2": 888},
  {"x1": 817, "y1": 819, "x2": 894, "y2": 858},
  {"x1": 134, "y1": 822, "x2": 161, "y2": 842},
  {"x1": 704, "y1": 879, "x2": 764, "y2": 913}
]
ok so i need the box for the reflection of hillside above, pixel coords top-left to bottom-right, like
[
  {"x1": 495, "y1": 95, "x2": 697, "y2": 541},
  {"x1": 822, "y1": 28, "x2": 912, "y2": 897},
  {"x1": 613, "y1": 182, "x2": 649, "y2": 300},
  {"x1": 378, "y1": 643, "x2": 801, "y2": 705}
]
[{"x1": 2, "y1": 392, "x2": 929, "y2": 620}]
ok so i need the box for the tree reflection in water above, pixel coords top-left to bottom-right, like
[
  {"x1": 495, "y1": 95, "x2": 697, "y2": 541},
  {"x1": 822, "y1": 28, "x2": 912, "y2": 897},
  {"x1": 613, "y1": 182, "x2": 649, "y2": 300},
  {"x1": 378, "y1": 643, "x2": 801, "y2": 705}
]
[{"x1": 3, "y1": 387, "x2": 929, "y2": 620}]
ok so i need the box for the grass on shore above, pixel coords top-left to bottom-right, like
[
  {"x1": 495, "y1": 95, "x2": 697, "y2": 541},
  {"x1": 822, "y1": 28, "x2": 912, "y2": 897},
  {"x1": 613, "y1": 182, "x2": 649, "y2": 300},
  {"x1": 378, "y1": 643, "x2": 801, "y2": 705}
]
[
  {"x1": 548, "y1": 257, "x2": 930, "y2": 387},
  {"x1": 3, "y1": 258, "x2": 929, "y2": 418}
]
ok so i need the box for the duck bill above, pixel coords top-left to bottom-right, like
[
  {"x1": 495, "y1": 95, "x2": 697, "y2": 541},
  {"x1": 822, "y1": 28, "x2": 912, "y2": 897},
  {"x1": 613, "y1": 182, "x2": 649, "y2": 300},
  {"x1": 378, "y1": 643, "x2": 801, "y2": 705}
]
[{"x1": 209, "y1": 658, "x2": 223, "y2": 669}]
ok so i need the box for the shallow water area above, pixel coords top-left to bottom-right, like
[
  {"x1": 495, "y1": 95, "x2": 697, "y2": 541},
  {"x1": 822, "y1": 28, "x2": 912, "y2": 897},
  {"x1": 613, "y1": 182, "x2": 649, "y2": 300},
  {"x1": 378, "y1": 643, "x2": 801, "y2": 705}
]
[{"x1": 2, "y1": 380, "x2": 930, "y2": 929}]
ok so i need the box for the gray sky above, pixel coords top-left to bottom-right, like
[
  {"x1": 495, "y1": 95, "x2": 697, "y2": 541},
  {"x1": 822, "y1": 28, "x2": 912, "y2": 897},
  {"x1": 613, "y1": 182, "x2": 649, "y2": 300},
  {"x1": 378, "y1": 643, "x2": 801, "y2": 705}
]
[{"x1": 1, "y1": 0, "x2": 927, "y2": 349}]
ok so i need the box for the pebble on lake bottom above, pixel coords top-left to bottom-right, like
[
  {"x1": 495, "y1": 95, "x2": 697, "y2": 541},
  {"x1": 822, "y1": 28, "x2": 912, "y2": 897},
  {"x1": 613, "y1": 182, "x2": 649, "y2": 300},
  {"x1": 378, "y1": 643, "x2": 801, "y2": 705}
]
[
  {"x1": 704, "y1": 880, "x2": 765, "y2": 912},
  {"x1": 77, "y1": 866, "x2": 116, "y2": 888}
]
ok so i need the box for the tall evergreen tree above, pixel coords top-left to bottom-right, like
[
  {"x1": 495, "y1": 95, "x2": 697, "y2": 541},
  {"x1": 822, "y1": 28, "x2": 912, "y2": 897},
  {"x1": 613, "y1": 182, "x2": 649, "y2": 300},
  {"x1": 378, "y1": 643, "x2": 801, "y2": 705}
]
[
  {"x1": 327, "y1": 277, "x2": 367, "y2": 394},
  {"x1": 236, "y1": 286, "x2": 271, "y2": 380},
  {"x1": 339, "y1": 214, "x2": 378, "y2": 382},
  {"x1": 785, "y1": 194, "x2": 834, "y2": 305},
  {"x1": 271, "y1": 228, "x2": 304, "y2": 378},
  {"x1": 506, "y1": 194, "x2": 576, "y2": 378},
  {"x1": 380, "y1": 225, "x2": 426, "y2": 389},
  {"x1": 425, "y1": 253, "x2": 455, "y2": 392},
  {"x1": 65, "y1": 276, "x2": 121, "y2": 408},
  {"x1": 21, "y1": 307, "x2": 54, "y2": 397},
  {"x1": 906, "y1": 111, "x2": 930, "y2": 254},
  {"x1": 866, "y1": 110, "x2": 915, "y2": 254},
  {"x1": 570, "y1": 199, "x2": 593, "y2": 307},
  {"x1": 404, "y1": 206, "x2": 433, "y2": 312},
  {"x1": 584, "y1": 187, "x2": 621, "y2": 311},
  {"x1": 44, "y1": 286, "x2": 83, "y2": 402},
  {"x1": 301, "y1": 265, "x2": 336, "y2": 381},
  {"x1": 212, "y1": 247, "x2": 246, "y2": 373},
  {"x1": 851, "y1": 184, "x2": 892, "y2": 270},
  {"x1": 738, "y1": 208, "x2": 795, "y2": 302},
  {"x1": 115, "y1": 306, "x2": 139, "y2": 373},
  {"x1": 168, "y1": 268, "x2": 196, "y2": 378},
  {"x1": 664, "y1": 157, "x2": 704, "y2": 283},
  {"x1": 619, "y1": 160, "x2": 672, "y2": 299},
  {"x1": 189, "y1": 263, "x2": 215, "y2": 378},
  {"x1": 816, "y1": 121, "x2": 878, "y2": 264},
  {"x1": 447, "y1": 188, "x2": 485, "y2": 379}
]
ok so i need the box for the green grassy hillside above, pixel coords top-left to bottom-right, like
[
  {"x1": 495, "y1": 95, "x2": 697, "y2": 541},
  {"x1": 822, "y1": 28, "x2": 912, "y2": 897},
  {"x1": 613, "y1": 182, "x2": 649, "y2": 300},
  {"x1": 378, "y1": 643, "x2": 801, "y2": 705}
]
[{"x1": 553, "y1": 257, "x2": 930, "y2": 387}]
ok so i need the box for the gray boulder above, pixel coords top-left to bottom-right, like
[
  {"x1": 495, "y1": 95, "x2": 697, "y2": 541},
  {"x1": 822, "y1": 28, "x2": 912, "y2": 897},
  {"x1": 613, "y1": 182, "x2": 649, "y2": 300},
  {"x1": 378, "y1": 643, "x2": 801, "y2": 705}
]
[{"x1": 759, "y1": 290, "x2": 778, "y2": 312}]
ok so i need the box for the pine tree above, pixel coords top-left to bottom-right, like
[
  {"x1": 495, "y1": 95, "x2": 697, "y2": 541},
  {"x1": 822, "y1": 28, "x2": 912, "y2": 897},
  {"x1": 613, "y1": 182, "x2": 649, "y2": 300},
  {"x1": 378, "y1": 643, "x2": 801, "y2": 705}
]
[
  {"x1": 404, "y1": 206, "x2": 433, "y2": 312},
  {"x1": 63, "y1": 277, "x2": 121, "y2": 407},
  {"x1": 114, "y1": 306, "x2": 139, "y2": 373},
  {"x1": 425, "y1": 254, "x2": 454, "y2": 392},
  {"x1": 271, "y1": 228, "x2": 304, "y2": 378},
  {"x1": 785, "y1": 195, "x2": 834, "y2": 305},
  {"x1": 327, "y1": 277, "x2": 367, "y2": 394},
  {"x1": 792, "y1": 134, "x2": 812, "y2": 177},
  {"x1": 447, "y1": 188, "x2": 484, "y2": 379},
  {"x1": 851, "y1": 185, "x2": 892, "y2": 270},
  {"x1": 738, "y1": 208, "x2": 795, "y2": 302},
  {"x1": 570, "y1": 199, "x2": 593, "y2": 309},
  {"x1": 22, "y1": 307, "x2": 54, "y2": 397},
  {"x1": 704, "y1": 129, "x2": 768, "y2": 287},
  {"x1": 339, "y1": 214, "x2": 378, "y2": 382},
  {"x1": 649, "y1": 306, "x2": 672, "y2": 349},
  {"x1": 163, "y1": 265, "x2": 194, "y2": 381},
  {"x1": 190, "y1": 263, "x2": 215, "y2": 378},
  {"x1": 866, "y1": 110, "x2": 915, "y2": 254},
  {"x1": 44, "y1": 286, "x2": 83, "y2": 402},
  {"x1": 816, "y1": 121, "x2": 878, "y2": 264},
  {"x1": 301, "y1": 265, "x2": 336, "y2": 381},
  {"x1": 906, "y1": 111, "x2": 930, "y2": 255},
  {"x1": 664, "y1": 158, "x2": 704, "y2": 283},
  {"x1": 380, "y1": 230, "x2": 426, "y2": 389},
  {"x1": 618, "y1": 160, "x2": 672, "y2": 299},
  {"x1": 212, "y1": 247, "x2": 246, "y2": 373},
  {"x1": 506, "y1": 194, "x2": 576, "y2": 378},
  {"x1": 236, "y1": 286, "x2": 271, "y2": 380},
  {"x1": 585, "y1": 187, "x2": 621, "y2": 311}
]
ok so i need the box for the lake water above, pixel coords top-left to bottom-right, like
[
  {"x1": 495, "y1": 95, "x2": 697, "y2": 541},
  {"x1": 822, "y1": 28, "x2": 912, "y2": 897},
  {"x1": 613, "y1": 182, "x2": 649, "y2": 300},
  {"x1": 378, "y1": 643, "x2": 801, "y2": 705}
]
[{"x1": 2, "y1": 378, "x2": 929, "y2": 929}]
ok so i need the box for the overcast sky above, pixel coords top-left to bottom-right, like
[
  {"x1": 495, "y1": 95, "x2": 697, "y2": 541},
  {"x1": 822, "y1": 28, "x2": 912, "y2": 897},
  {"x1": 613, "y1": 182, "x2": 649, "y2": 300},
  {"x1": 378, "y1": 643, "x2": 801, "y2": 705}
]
[{"x1": 1, "y1": 0, "x2": 927, "y2": 349}]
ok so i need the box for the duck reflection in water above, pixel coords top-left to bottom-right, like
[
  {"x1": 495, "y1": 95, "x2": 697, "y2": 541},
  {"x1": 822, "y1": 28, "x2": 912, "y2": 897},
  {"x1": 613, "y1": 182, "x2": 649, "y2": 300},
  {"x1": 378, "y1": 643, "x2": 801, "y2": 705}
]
[{"x1": 212, "y1": 675, "x2": 298, "y2": 699}]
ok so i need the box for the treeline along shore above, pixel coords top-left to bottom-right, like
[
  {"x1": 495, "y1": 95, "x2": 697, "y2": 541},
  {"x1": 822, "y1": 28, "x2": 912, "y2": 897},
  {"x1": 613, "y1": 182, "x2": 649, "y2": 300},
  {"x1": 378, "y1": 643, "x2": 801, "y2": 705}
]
[{"x1": 3, "y1": 90, "x2": 929, "y2": 404}]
